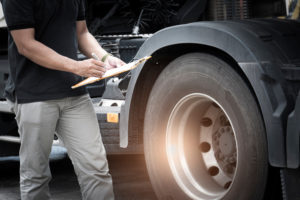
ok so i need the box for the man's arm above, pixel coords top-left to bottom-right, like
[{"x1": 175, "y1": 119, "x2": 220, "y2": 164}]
[
  {"x1": 76, "y1": 20, "x2": 125, "y2": 69},
  {"x1": 10, "y1": 28, "x2": 107, "y2": 78},
  {"x1": 76, "y1": 20, "x2": 106, "y2": 60}
]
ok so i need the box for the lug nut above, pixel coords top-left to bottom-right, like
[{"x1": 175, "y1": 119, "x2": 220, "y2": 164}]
[
  {"x1": 220, "y1": 115, "x2": 230, "y2": 126},
  {"x1": 226, "y1": 127, "x2": 231, "y2": 132},
  {"x1": 220, "y1": 115, "x2": 226, "y2": 123},
  {"x1": 208, "y1": 166, "x2": 219, "y2": 176},
  {"x1": 201, "y1": 117, "x2": 212, "y2": 127},
  {"x1": 199, "y1": 142, "x2": 211, "y2": 153}
]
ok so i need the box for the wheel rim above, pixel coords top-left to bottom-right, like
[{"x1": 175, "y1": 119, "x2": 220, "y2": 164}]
[{"x1": 166, "y1": 93, "x2": 238, "y2": 200}]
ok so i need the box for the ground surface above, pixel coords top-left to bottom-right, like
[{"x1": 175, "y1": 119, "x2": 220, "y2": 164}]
[
  {"x1": 0, "y1": 146, "x2": 283, "y2": 200},
  {"x1": 0, "y1": 146, "x2": 157, "y2": 200}
]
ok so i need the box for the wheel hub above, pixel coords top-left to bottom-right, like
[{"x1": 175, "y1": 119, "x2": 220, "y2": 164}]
[
  {"x1": 213, "y1": 126, "x2": 237, "y2": 176},
  {"x1": 166, "y1": 93, "x2": 238, "y2": 200}
]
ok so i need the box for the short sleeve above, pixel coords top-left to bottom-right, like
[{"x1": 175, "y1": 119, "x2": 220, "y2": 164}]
[
  {"x1": 1, "y1": 0, "x2": 35, "y2": 31},
  {"x1": 77, "y1": 0, "x2": 86, "y2": 21}
]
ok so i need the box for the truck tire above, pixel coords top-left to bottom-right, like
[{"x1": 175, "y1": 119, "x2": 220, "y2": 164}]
[
  {"x1": 0, "y1": 113, "x2": 19, "y2": 156},
  {"x1": 144, "y1": 53, "x2": 268, "y2": 200},
  {"x1": 0, "y1": 112, "x2": 18, "y2": 136}
]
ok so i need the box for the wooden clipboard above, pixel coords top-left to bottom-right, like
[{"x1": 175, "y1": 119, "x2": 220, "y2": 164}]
[{"x1": 72, "y1": 56, "x2": 151, "y2": 89}]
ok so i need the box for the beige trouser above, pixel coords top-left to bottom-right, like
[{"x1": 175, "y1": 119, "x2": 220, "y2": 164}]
[{"x1": 9, "y1": 94, "x2": 114, "y2": 200}]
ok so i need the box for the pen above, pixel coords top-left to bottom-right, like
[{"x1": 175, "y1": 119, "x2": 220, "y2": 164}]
[{"x1": 92, "y1": 52, "x2": 108, "y2": 70}]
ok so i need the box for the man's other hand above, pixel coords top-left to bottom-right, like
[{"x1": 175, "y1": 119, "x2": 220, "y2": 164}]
[{"x1": 106, "y1": 56, "x2": 126, "y2": 70}]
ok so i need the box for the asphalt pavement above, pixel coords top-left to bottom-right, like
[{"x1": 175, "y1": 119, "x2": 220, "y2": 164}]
[
  {"x1": 0, "y1": 146, "x2": 283, "y2": 200},
  {"x1": 0, "y1": 146, "x2": 157, "y2": 200}
]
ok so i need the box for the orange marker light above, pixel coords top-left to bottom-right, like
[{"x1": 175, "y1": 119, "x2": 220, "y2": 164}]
[{"x1": 107, "y1": 113, "x2": 119, "y2": 123}]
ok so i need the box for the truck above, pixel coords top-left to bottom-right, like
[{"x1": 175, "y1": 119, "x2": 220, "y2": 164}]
[{"x1": 0, "y1": 0, "x2": 300, "y2": 199}]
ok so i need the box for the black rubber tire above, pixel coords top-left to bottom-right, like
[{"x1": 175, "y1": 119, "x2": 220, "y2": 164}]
[
  {"x1": 0, "y1": 112, "x2": 18, "y2": 136},
  {"x1": 144, "y1": 53, "x2": 268, "y2": 200},
  {"x1": 0, "y1": 112, "x2": 19, "y2": 156},
  {"x1": 0, "y1": 141, "x2": 20, "y2": 156}
]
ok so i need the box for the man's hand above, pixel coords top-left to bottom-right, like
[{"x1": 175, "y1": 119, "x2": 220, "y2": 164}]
[
  {"x1": 105, "y1": 56, "x2": 126, "y2": 70},
  {"x1": 73, "y1": 59, "x2": 107, "y2": 78}
]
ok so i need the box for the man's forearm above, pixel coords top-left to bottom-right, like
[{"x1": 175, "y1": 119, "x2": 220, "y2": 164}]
[
  {"x1": 18, "y1": 39, "x2": 76, "y2": 73},
  {"x1": 77, "y1": 28, "x2": 125, "y2": 70},
  {"x1": 77, "y1": 31, "x2": 108, "y2": 61}
]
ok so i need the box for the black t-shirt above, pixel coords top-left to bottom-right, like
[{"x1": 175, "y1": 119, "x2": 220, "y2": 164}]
[{"x1": 1, "y1": 0, "x2": 87, "y2": 103}]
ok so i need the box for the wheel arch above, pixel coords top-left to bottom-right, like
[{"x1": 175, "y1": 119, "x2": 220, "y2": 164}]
[{"x1": 121, "y1": 20, "x2": 297, "y2": 168}]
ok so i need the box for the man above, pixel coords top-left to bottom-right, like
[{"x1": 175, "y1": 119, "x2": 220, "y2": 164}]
[{"x1": 0, "y1": 0, "x2": 125, "y2": 199}]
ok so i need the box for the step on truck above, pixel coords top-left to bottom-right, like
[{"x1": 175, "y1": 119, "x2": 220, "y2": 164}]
[{"x1": 1, "y1": 0, "x2": 300, "y2": 199}]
